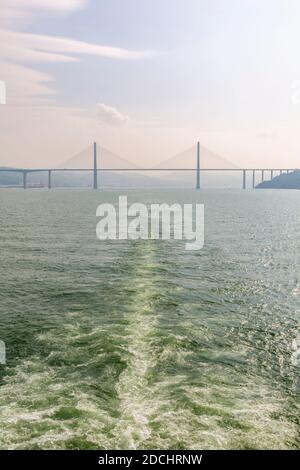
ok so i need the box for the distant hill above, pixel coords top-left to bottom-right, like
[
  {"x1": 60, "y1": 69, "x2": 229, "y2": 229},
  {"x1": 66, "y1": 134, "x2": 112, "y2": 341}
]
[
  {"x1": 0, "y1": 168, "x2": 183, "y2": 188},
  {"x1": 256, "y1": 170, "x2": 300, "y2": 189},
  {"x1": 0, "y1": 168, "x2": 22, "y2": 186},
  {"x1": 0, "y1": 166, "x2": 259, "y2": 189},
  {"x1": 0, "y1": 169, "x2": 250, "y2": 189}
]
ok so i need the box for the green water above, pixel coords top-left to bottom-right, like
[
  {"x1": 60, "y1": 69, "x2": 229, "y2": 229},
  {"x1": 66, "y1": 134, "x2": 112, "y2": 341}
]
[{"x1": 0, "y1": 189, "x2": 299, "y2": 450}]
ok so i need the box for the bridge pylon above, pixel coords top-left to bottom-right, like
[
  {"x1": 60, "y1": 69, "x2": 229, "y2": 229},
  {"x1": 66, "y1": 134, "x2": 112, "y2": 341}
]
[
  {"x1": 93, "y1": 142, "x2": 98, "y2": 190},
  {"x1": 196, "y1": 142, "x2": 200, "y2": 190}
]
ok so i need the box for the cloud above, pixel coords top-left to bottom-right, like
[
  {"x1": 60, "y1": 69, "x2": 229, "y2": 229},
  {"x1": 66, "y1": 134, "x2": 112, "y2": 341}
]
[
  {"x1": 1, "y1": 0, "x2": 86, "y2": 9},
  {"x1": 97, "y1": 103, "x2": 130, "y2": 126},
  {"x1": 0, "y1": 0, "x2": 88, "y2": 28},
  {"x1": 13, "y1": 0, "x2": 87, "y2": 11},
  {"x1": 0, "y1": 30, "x2": 154, "y2": 62},
  {"x1": 0, "y1": 61, "x2": 55, "y2": 104},
  {"x1": 0, "y1": 0, "x2": 155, "y2": 104}
]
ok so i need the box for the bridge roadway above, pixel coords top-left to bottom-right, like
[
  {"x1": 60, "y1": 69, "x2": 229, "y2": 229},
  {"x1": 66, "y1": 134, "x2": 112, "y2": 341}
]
[{"x1": 0, "y1": 167, "x2": 296, "y2": 189}]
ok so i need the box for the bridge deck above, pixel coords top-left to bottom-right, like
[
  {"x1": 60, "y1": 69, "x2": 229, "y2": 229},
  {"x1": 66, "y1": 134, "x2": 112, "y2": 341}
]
[{"x1": 0, "y1": 168, "x2": 296, "y2": 173}]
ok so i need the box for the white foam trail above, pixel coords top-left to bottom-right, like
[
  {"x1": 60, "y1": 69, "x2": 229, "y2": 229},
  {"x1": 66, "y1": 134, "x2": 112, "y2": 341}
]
[{"x1": 114, "y1": 244, "x2": 159, "y2": 449}]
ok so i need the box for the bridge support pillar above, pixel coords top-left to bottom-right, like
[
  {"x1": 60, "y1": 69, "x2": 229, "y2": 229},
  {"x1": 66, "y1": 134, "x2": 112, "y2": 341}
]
[
  {"x1": 243, "y1": 170, "x2": 246, "y2": 189},
  {"x1": 48, "y1": 170, "x2": 52, "y2": 189},
  {"x1": 280, "y1": 170, "x2": 283, "y2": 176},
  {"x1": 93, "y1": 142, "x2": 98, "y2": 190},
  {"x1": 23, "y1": 171, "x2": 27, "y2": 189},
  {"x1": 196, "y1": 141, "x2": 200, "y2": 189},
  {"x1": 262, "y1": 170, "x2": 265, "y2": 182},
  {"x1": 271, "y1": 170, "x2": 274, "y2": 180},
  {"x1": 252, "y1": 170, "x2": 255, "y2": 189}
]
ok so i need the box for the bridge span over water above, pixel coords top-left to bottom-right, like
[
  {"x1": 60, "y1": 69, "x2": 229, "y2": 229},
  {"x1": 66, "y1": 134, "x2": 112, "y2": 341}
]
[{"x1": 0, "y1": 142, "x2": 296, "y2": 190}]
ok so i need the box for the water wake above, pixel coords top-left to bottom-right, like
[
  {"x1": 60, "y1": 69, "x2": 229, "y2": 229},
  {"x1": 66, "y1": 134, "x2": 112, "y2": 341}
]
[{"x1": 114, "y1": 244, "x2": 159, "y2": 448}]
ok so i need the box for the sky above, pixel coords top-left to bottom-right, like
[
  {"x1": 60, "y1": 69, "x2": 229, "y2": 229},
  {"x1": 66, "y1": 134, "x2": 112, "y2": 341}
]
[{"x1": 1, "y1": 0, "x2": 300, "y2": 168}]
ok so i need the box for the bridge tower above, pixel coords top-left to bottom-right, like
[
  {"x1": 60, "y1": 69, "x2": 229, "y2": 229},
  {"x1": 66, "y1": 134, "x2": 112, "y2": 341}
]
[
  {"x1": 23, "y1": 171, "x2": 27, "y2": 190},
  {"x1": 93, "y1": 142, "x2": 98, "y2": 190},
  {"x1": 48, "y1": 170, "x2": 52, "y2": 189},
  {"x1": 243, "y1": 170, "x2": 246, "y2": 189},
  {"x1": 196, "y1": 141, "x2": 201, "y2": 190}
]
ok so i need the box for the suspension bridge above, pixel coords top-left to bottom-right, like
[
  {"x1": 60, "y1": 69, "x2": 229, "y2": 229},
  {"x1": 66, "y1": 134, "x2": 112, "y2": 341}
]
[{"x1": 0, "y1": 142, "x2": 296, "y2": 189}]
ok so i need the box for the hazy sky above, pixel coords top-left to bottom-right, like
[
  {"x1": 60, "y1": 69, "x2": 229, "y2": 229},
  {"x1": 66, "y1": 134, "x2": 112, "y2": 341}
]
[{"x1": 1, "y1": 0, "x2": 300, "y2": 167}]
